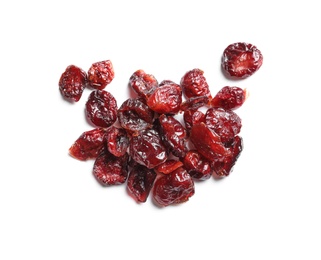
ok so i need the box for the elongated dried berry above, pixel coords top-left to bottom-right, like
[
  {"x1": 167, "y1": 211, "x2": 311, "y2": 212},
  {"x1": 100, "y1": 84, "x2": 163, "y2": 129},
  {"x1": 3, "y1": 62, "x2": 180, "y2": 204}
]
[
  {"x1": 86, "y1": 90, "x2": 118, "y2": 127},
  {"x1": 180, "y1": 95, "x2": 209, "y2": 111},
  {"x1": 222, "y1": 42, "x2": 263, "y2": 78},
  {"x1": 154, "y1": 160, "x2": 184, "y2": 174},
  {"x1": 152, "y1": 167, "x2": 195, "y2": 207},
  {"x1": 59, "y1": 65, "x2": 87, "y2": 102},
  {"x1": 88, "y1": 60, "x2": 114, "y2": 89},
  {"x1": 129, "y1": 70, "x2": 158, "y2": 100},
  {"x1": 211, "y1": 86, "x2": 246, "y2": 110},
  {"x1": 183, "y1": 109, "x2": 205, "y2": 135},
  {"x1": 127, "y1": 164, "x2": 156, "y2": 202},
  {"x1": 183, "y1": 150, "x2": 212, "y2": 180},
  {"x1": 106, "y1": 126, "x2": 129, "y2": 157},
  {"x1": 69, "y1": 128, "x2": 106, "y2": 160}
]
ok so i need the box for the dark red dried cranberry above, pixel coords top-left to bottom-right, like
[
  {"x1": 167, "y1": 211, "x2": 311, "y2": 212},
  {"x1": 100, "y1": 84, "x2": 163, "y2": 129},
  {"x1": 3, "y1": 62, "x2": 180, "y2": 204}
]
[
  {"x1": 180, "y1": 68, "x2": 212, "y2": 99},
  {"x1": 129, "y1": 69, "x2": 158, "y2": 100},
  {"x1": 183, "y1": 150, "x2": 212, "y2": 180},
  {"x1": 59, "y1": 65, "x2": 87, "y2": 102},
  {"x1": 183, "y1": 109, "x2": 205, "y2": 135},
  {"x1": 211, "y1": 86, "x2": 246, "y2": 110},
  {"x1": 152, "y1": 167, "x2": 195, "y2": 207},
  {"x1": 85, "y1": 90, "x2": 118, "y2": 127},
  {"x1": 118, "y1": 98, "x2": 154, "y2": 133},
  {"x1": 129, "y1": 129, "x2": 167, "y2": 169},
  {"x1": 205, "y1": 107, "x2": 242, "y2": 143},
  {"x1": 106, "y1": 126, "x2": 129, "y2": 157},
  {"x1": 180, "y1": 95, "x2": 209, "y2": 111},
  {"x1": 87, "y1": 60, "x2": 114, "y2": 89},
  {"x1": 127, "y1": 164, "x2": 156, "y2": 202},
  {"x1": 146, "y1": 80, "x2": 182, "y2": 114},
  {"x1": 154, "y1": 160, "x2": 184, "y2": 174},
  {"x1": 93, "y1": 150, "x2": 129, "y2": 186},
  {"x1": 212, "y1": 136, "x2": 243, "y2": 177},
  {"x1": 222, "y1": 42, "x2": 263, "y2": 78},
  {"x1": 69, "y1": 128, "x2": 106, "y2": 160}
]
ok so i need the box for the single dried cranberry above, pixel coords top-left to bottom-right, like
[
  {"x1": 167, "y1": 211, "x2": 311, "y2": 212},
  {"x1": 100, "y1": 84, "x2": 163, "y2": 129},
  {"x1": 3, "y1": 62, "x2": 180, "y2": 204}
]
[
  {"x1": 59, "y1": 65, "x2": 87, "y2": 102},
  {"x1": 212, "y1": 136, "x2": 243, "y2": 177},
  {"x1": 69, "y1": 128, "x2": 106, "y2": 160},
  {"x1": 156, "y1": 114, "x2": 187, "y2": 158},
  {"x1": 93, "y1": 150, "x2": 129, "y2": 186},
  {"x1": 183, "y1": 109, "x2": 205, "y2": 135},
  {"x1": 152, "y1": 167, "x2": 195, "y2": 207},
  {"x1": 118, "y1": 98, "x2": 154, "y2": 133},
  {"x1": 146, "y1": 80, "x2": 182, "y2": 114},
  {"x1": 222, "y1": 42, "x2": 263, "y2": 78},
  {"x1": 87, "y1": 60, "x2": 114, "y2": 89},
  {"x1": 183, "y1": 150, "x2": 212, "y2": 180},
  {"x1": 180, "y1": 95, "x2": 209, "y2": 111},
  {"x1": 129, "y1": 129, "x2": 167, "y2": 169},
  {"x1": 154, "y1": 160, "x2": 184, "y2": 174},
  {"x1": 180, "y1": 68, "x2": 212, "y2": 99},
  {"x1": 129, "y1": 70, "x2": 158, "y2": 100},
  {"x1": 205, "y1": 107, "x2": 242, "y2": 143},
  {"x1": 190, "y1": 123, "x2": 230, "y2": 162},
  {"x1": 211, "y1": 86, "x2": 246, "y2": 110},
  {"x1": 106, "y1": 126, "x2": 129, "y2": 157},
  {"x1": 85, "y1": 90, "x2": 118, "y2": 127},
  {"x1": 127, "y1": 164, "x2": 156, "y2": 202}
]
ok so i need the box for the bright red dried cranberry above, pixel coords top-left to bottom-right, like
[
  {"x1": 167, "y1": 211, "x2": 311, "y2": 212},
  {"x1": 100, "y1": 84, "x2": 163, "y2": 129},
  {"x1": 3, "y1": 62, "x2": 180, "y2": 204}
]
[
  {"x1": 154, "y1": 160, "x2": 184, "y2": 174},
  {"x1": 222, "y1": 42, "x2": 263, "y2": 78},
  {"x1": 212, "y1": 136, "x2": 243, "y2": 177},
  {"x1": 211, "y1": 86, "x2": 246, "y2": 110},
  {"x1": 152, "y1": 167, "x2": 195, "y2": 207},
  {"x1": 87, "y1": 60, "x2": 114, "y2": 89},
  {"x1": 69, "y1": 128, "x2": 106, "y2": 160},
  {"x1": 106, "y1": 126, "x2": 129, "y2": 157},
  {"x1": 183, "y1": 109, "x2": 205, "y2": 135},
  {"x1": 118, "y1": 98, "x2": 154, "y2": 133},
  {"x1": 129, "y1": 129, "x2": 167, "y2": 169},
  {"x1": 183, "y1": 150, "x2": 212, "y2": 180},
  {"x1": 129, "y1": 70, "x2": 158, "y2": 100},
  {"x1": 180, "y1": 95, "x2": 209, "y2": 111},
  {"x1": 190, "y1": 123, "x2": 230, "y2": 162},
  {"x1": 156, "y1": 114, "x2": 187, "y2": 158},
  {"x1": 93, "y1": 150, "x2": 129, "y2": 186},
  {"x1": 85, "y1": 90, "x2": 118, "y2": 127},
  {"x1": 180, "y1": 68, "x2": 212, "y2": 99},
  {"x1": 127, "y1": 164, "x2": 156, "y2": 202},
  {"x1": 146, "y1": 80, "x2": 182, "y2": 114},
  {"x1": 205, "y1": 107, "x2": 242, "y2": 143},
  {"x1": 59, "y1": 65, "x2": 87, "y2": 102}
]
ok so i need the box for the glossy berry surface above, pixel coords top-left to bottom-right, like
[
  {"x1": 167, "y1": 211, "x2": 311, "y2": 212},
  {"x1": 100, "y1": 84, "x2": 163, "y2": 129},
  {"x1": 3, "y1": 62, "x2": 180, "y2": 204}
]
[
  {"x1": 183, "y1": 109, "x2": 205, "y2": 135},
  {"x1": 155, "y1": 160, "x2": 183, "y2": 174},
  {"x1": 106, "y1": 126, "x2": 129, "y2": 157},
  {"x1": 222, "y1": 42, "x2": 263, "y2": 78},
  {"x1": 211, "y1": 86, "x2": 246, "y2": 110},
  {"x1": 88, "y1": 60, "x2": 115, "y2": 89},
  {"x1": 129, "y1": 69, "x2": 158, "y2": 100},
  {"x1": 183, "y1": 150, "x2": 212, "y2": 180}
]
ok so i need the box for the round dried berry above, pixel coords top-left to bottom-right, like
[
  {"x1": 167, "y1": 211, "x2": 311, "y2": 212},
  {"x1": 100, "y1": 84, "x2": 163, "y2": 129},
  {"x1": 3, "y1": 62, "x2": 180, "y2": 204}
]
[
  {"x1": 59, "y1": 65, "x2": 87, "y2": 102},
  {"x1": 211, "y1": 86, "x2": 246, "y2": 110},
  {"x1": 87, "y1": 60, "x2": 114, "y2": 90},
  {"x1": 86, "y1": 90, "x2": 118, "y2": 128},
  {"x1": 129, "y1": 69, "x2": 158, "y2": 100},
  {"x1": 222, "y1": 42, "x2": 263, "y2": 78},
  {"x1": 183, "y1": 150, "x2": 212, "y2": 180}
]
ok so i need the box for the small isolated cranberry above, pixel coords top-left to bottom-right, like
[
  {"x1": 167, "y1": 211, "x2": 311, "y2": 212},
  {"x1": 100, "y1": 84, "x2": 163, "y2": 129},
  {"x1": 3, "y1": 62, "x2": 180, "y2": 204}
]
[
  {"x1": 222, "y1": 42, "x2": 263, "y2": 78},
  {"x1": 59, "y1": 65, "x2": 87, "y2": 102},
  {"x1": 87, "y1": 60, "x2": 114, "y2": 89},
  {"x1": 129, "y1": 69, "x2": 158, "y2": 100},
  {"x1": 211, "y1": 86, "x2": 246, "y2": 110}
]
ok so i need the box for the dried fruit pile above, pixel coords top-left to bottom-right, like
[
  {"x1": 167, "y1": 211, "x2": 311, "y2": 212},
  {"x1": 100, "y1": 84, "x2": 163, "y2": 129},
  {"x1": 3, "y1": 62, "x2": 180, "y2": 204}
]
[{"x1": 59, "y1": 42, "x2": 263, "y2": 207}]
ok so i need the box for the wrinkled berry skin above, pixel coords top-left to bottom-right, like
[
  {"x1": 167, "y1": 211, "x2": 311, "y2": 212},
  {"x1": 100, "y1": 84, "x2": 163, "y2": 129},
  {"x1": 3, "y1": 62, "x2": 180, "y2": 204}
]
[
  {"x1": 69, "y1": 128, "x2": 106, "y2": 160},
  {"x1": 222, "y1": 42, "x2": 263, "y2": 78},
  {"x1": 183, "y1": 150, "x2": 212, "y2": 180},
  {"x1": 106, "y1": 126, "x2": 129, "y2": 157},
  {"x1": 129, "y1": 70, "x2": 158, "y2": 100},
  {"x1": 183, "y1": 109, "x2": 205, "y2": 135},
  {"x1": 211, "y1": 86, "x2": 246, "y2": 110},
  {"x1": 152, "y1": 167, "x2": 195, "y2": 207},
  {"x1": 59, "y1": 65, "x2": 87, "y2": 102},
  {"x1": 180, "y1": 95, "x2": 209, "y2": 111},
  {"x1": 88, "y1": 60, "x2": 114, "y2": 89},
  {"x1": 154, "y1": 160, "x2": 183, "y2": 174},
  {"x1": 86, "y1": 90, "x2": 118, "y2": 127}
]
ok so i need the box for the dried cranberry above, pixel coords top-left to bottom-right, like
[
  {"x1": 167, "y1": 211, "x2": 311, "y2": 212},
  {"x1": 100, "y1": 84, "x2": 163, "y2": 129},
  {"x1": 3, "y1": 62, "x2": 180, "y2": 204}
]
[
  {"x1": 222, "y1": 42, "x2": 263, "y2": 78},
  {"x1": 152, "y1": 167, "x2": 195, "y2": 207},
  {"x1": 183, "y1": 109, "x2": 205, "y2": 135},
  {"x1": 129, "y1": 129, "x2": 167, "y2": 169},
  {"x1": 129, "y1": 69, "x2": 158, "y2": 100},
  {"x1": 69, "y1": 128, "x2": 106, "y2": 160},
  {"x1": 87, "y1": 60, "x2": 114, "y2": 90},
  {"x1": 183, "y1": 150, "x2": 212, "y2": 180},
  {"x1": 93, "y1": 150, "x2": 129, "y2": 186},
  {"x1": 180, "y1": 68, "x2": 212, "y2": 99},
  {"x1": 85, "y1": 90, "x2": 118, "y2": 127},
  {"x1": 127, "y1": 164, "x2": 156, "y2": 202},
  {"x1": 146, "y1": 80, "x2": 182, "y2": 114},
  {"x1": 211, "y1": 86, "x2": 246, "y2": 110},
  {"x1": 180, "y1": 95, "x2": 209, "y2": 111},
  {"x1": 106, "y1": 126, "x2": 129, "y2": 157},
  {"x1": 59, "y1": 65, "x2": 87, "y2": 102},
  {"x1": 154, "y1": 160, "x2": 184, "y2": 174},
  {"x1": 118, "y1": 98, "x2": 154, "y2": 133},
  {"x1": 205, "y1": 107, "x2": 242, "y2": 143}
]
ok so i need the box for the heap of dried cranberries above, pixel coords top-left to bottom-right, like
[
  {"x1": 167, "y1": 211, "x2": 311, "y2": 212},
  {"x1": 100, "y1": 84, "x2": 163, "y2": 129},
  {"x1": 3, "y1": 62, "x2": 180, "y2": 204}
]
[{"x1": 60, "y1": 42, "x2": 263, "y2": 207}]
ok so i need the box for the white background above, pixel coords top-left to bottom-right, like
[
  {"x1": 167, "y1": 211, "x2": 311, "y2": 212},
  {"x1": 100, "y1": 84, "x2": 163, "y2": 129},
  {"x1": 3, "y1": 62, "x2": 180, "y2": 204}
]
[{"x1": 1, "y1": 0, "x2": 320, "y2": 259}]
